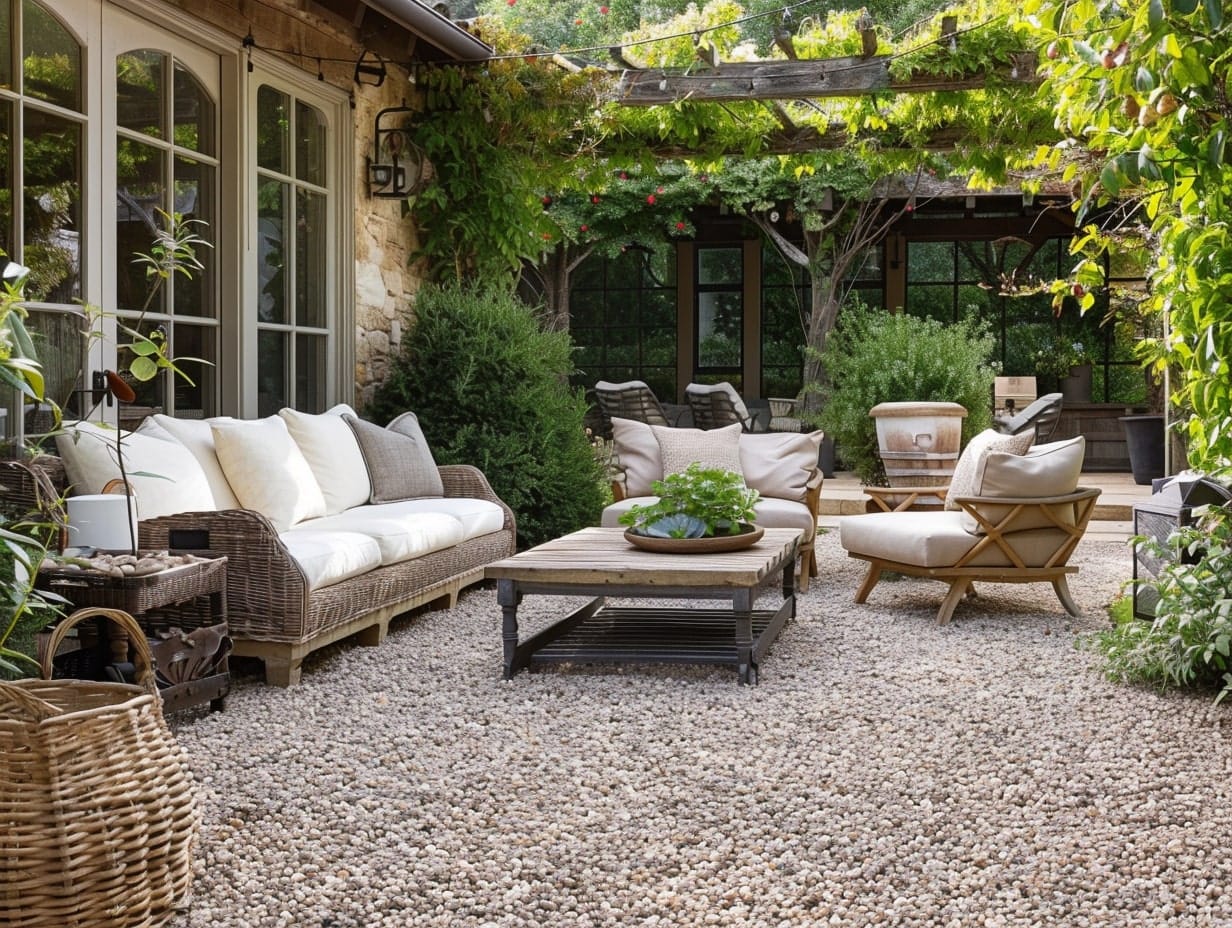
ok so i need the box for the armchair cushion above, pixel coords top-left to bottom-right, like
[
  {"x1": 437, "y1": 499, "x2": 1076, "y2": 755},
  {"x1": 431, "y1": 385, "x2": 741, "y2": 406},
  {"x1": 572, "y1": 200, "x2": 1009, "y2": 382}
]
[
  {"x1": 944, "y1": 428, "x2": 1035, "y2": 510},
  {"x1": 611, "y1": 418, "x2": 742, "y2": 495},
  {"x1": 652, "y1": 422, "x2": 743, "y2": 480},
  {"x1": 959, "y1": 436, "x2": 1086, "y2": 534},
  {"x1": 739, "y1": 430, "x2": 825, "y2": 503}
]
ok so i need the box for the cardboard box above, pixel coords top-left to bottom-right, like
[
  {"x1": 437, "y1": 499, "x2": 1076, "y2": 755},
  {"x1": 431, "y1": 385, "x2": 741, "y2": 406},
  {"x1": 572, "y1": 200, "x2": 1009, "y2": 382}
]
[{"x1": 994, "y1": 376, "x2": 1037, "y2": 417}]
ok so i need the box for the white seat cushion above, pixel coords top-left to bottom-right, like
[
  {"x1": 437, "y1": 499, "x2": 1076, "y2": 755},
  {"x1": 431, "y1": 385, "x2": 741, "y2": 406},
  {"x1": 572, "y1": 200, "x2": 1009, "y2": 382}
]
[
  {"x1": 211, "y1": 416, "x2": 328, "y2": 531},
  {"x1": 280, "y1": 405, "x2": 371, "y2": 515},
  {"x1": 150, "y1": 415, "x2": 242, "y2": 510},
  {"x1": 356, "y1": 497, "x2": 505, "y2": 541},
  {"x1": 841, "y1": 511, "x2": 979, "y2": 568},
  {"x1": 840, "y1": 510, "x2": 1068, "y2": 569},
  {"x1": 289, "y1": 507, "x2": 464, "y2": 566},
  {"x1": 277, "y1": 530, "x2": 382, "y2": 591},
  {"x1": 55, "y1": 420, "x2": 216, "y2": 520}
]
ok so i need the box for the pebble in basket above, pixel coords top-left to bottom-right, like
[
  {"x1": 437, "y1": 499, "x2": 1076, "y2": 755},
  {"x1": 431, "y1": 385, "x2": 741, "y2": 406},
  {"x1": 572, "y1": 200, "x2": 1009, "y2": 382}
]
[{"x1": 0, "y1": 607, "x2": 198, "y2": 928}]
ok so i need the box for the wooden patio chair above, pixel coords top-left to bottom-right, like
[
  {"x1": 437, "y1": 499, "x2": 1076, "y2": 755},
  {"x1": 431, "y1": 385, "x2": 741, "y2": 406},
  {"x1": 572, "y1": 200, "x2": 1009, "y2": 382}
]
[{"x1": 839, "y1": 435, "x2": 1099, "y2": 624}]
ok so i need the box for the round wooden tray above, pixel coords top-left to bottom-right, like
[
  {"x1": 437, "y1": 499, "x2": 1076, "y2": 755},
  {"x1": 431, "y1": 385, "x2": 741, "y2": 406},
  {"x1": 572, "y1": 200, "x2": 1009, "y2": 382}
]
[{"x1": 624, "y1": 524, "x2": 764, "y2": 554}]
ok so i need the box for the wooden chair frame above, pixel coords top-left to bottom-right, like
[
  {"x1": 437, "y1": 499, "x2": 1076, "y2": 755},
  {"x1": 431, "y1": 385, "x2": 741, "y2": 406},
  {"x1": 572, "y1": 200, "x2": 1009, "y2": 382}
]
[{"x1": 848, "y1": 487, "x2": 1101, "y2": 624}]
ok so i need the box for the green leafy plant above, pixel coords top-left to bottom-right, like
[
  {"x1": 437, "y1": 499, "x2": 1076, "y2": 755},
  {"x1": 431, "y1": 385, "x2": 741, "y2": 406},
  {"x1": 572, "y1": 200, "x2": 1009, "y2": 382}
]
[
  {"x1": 1033, "y1": 333, "x2": 1094, "y2": 379},
  {"x1": 0, "y1": 260, "x2": 64, "y2": 676},
  {"x1": 619, "y1": 464, "x2": 759, "y2": 538},
  {"x1": 365, "y1": 282, "x2": 605, "y2": 549},
  {"x1": 1088, "y1": 506, "x2": 1232, "y2": 703},
  {"x1": 812, "y1": 301, "x2": 998, "y2": 485}
]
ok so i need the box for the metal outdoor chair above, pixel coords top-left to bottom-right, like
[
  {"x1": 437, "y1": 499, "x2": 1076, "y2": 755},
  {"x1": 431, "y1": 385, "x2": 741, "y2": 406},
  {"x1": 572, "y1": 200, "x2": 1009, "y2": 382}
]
[
  {"x1": 594, "y1": 380, "x2": 674, "y2": 437},
  {"x1": 685, "y1": 382, "x2": 767, "y2": 432},
  {"x1": 994, "y1": 392, "x2": 1064, "y2": 444}
]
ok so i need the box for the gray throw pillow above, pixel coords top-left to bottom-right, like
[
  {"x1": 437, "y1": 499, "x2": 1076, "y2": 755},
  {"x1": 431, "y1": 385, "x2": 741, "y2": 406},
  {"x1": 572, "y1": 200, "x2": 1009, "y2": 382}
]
[{"x1": 344, "y1": 413, "x2": 444, "y2": 503}]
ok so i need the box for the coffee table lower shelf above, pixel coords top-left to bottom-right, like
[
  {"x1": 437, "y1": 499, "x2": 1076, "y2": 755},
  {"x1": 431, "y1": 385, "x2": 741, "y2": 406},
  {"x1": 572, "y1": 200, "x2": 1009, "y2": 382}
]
[{"x1": 508, "y1": 596, "x2": 793, "y2": 685}]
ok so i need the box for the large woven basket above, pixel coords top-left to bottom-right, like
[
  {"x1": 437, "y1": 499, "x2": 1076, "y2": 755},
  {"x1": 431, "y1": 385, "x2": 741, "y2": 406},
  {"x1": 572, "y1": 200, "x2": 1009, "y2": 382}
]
[{"x1": 0, "y1": 608, "x2": 199, "y2": 928}]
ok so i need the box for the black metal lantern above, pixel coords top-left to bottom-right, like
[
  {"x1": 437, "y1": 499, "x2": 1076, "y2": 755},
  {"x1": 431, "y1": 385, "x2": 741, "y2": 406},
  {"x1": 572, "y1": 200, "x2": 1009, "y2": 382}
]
[
  {"x1": 368, "y1": 105, "x2": 425, "y2": 199},
  {"x1": 1132, "y1": 474, "x2": 1232, "y2": 619}
]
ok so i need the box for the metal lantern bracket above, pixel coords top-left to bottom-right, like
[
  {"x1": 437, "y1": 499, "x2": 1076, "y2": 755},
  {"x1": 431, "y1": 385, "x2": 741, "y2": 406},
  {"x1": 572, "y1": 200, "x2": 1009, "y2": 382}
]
[{"x1": 369, "y1": 104, "x2": 425, "y2": 199}]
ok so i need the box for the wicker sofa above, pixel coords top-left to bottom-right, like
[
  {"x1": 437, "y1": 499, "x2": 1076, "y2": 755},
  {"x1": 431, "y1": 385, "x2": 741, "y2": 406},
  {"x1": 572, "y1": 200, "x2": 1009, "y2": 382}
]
[{"x1": 0, "y1": 408, "x2": 516, "y2": 686}]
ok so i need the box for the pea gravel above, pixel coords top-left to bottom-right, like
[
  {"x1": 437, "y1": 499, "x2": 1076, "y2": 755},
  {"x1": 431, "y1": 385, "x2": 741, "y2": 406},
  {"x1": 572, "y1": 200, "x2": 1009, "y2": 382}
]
[{"x1": 167, "y1": 531, "x2": 1232, "y2": 928}]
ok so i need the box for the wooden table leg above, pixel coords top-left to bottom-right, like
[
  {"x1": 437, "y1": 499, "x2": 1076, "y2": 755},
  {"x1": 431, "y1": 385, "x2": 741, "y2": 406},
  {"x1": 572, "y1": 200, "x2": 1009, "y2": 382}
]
[{"x1": 498, "y1": 579, "x2": 523, "y2": 679}]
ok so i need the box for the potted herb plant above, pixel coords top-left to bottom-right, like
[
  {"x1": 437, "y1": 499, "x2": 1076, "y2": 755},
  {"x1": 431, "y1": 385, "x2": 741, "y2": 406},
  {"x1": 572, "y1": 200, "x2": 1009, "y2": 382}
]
[{"x1": 618, "y1": 464, "x2": 761, "y2": 550}]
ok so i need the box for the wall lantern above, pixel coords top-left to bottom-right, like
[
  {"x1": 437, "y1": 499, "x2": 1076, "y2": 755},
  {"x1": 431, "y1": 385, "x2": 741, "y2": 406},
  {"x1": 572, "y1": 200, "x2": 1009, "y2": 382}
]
[{"x1": 368, "y1": 105, "x2": 426, "y2": 199}]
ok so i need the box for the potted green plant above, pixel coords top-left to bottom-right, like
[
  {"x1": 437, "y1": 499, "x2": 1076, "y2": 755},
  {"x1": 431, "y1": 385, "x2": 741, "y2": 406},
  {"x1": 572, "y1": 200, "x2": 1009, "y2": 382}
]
[
  {"x1": 618, "y1": 464, "x2": 760, "y2": 548},
  {"x1": 1033, "y1": 333, "x2": 1094, "y2": 402},
  {"x1": 810, "y1": 303, "x2": 997, "y2": 486}
]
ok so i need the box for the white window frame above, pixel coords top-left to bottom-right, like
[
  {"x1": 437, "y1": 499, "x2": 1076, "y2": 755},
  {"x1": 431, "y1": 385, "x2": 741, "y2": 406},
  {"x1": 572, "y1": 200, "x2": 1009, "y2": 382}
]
[{"x1": 244, "y1": 54, "x2": 352, "y2": 417}]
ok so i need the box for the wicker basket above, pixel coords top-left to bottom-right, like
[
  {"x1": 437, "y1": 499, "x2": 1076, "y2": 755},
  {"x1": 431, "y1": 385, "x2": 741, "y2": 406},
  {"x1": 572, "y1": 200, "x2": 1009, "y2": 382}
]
[{"x1": 0, "y1": 608, "x2": 199, "y2": 928}]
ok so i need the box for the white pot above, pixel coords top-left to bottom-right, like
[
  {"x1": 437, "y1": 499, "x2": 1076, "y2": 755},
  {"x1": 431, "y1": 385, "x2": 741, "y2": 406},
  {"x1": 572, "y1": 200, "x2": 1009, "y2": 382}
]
[{"x1": 65, "y1": 494, "x2": 138, "y2": 551}]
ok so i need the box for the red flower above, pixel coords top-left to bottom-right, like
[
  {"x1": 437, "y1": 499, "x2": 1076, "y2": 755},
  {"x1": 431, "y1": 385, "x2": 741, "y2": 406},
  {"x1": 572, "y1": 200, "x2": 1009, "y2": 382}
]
[
  {"x1": 646, "y1": 194, "x2": 656, "y2": 205},
  {"x1": 619, "y1": 171, "x2": 628, "y2": 180},
  {"x1": 675, "y1": 221, "x2": 686, "y2": 231},
  {"x1": 580, "y1": 224, "x2": 588, "y2": 232},
  {"x1": 591, "y1": 195, "x2": 600, "y2": 204},
  {"x1": 541, "y1": 195, "x2": 552, "y2": 206},
  {"x1": 541, "y1": 232, "x2": 552, "y2": 240},
  {"x1": 575, "y1": 17, "x2": 583, "y2": 24},
  {"x1": 600, "y1": 5, "x2": 609, "y2": 13},
  {"x1": 656, "y1": 186, "x2": 664, "y2": 194},
  {"x1": 506, "y1": 0, "x2": 515, "y2": 5}
]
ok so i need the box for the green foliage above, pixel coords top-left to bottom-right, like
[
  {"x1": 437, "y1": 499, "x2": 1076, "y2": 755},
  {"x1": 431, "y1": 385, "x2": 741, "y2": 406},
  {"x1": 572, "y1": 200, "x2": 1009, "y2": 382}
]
[
  {"x1": 814, "y1": 301, "x2": 998, "y2": 484},
  {"x1": 619, "y1": 464, "x2": 759, "y2": 537},
  {"x1": 1089, "y1": 508, "x2": 1232, "y2": 703},
  {"x1": 1022, "y1": 0, "x2": 1232, "y2": 477},
  {"x1": 365, "y1": 283, "x2": 605, "y2": 548},
  {"x1": 0, "y1": 263, "x2": 63, "y2": 677}
]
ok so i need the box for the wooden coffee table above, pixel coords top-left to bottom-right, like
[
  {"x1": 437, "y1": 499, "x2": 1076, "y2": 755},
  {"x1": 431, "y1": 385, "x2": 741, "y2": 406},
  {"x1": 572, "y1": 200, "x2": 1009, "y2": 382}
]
[{"x1": 484, "y1": 526, "x2": 800, "y2": 685}]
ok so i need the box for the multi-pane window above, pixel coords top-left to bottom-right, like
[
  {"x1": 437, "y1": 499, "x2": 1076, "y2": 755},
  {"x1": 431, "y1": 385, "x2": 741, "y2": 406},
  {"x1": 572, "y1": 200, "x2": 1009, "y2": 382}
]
[
  {"x1": 905, "y1": 237, "x2": 1143, "y2": 403},
  {"x1": 695, "y1": 246, "x2": 742, "y2": 389},
  {"x1": 0, "y1": 0, "x2": 88, "y2": 436},
  {"x1": 114, "y1": 49, "x2": 218, "y2": 419},
  {"x1": 254, "y1": 84, "x2": 331, "y2": 416},
  {"x1": 570, "y1": 247, "x2": 677, "y2": 401}
]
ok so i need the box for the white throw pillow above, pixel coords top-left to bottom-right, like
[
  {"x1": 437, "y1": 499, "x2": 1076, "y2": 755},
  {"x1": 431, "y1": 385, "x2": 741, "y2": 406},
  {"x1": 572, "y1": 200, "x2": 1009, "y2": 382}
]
[
  {"x1": 610, "y1": 418, "x2": 664, "y2": 496},
  {"x1": 210, "y1": 416, "x2": 327, "y2": 530},
  {"x1": 651, "y1": 422, "x2": 743, "y2": 479},
  {"x1": 738, "y1": 430, "x2": 824, "y2": 503},
  {"x1": 279, "y1": 405, "x2": 372, "y2": 515},
  {"x1": 944, "y1": 428, "x2": 1035, "y2": 510},
  {"x1": 55, "y1": 419, "x2": 216, "y2": 520},
  {"x1": 151, "y1": 414, "x2": 241, "y2": 510}
]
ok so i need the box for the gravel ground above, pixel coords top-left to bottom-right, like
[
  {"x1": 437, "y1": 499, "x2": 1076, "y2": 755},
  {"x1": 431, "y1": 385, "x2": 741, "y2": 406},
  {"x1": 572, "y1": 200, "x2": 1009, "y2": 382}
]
[{"x1": 167, "y1": 531, "x2": 1232, "y2": 928}]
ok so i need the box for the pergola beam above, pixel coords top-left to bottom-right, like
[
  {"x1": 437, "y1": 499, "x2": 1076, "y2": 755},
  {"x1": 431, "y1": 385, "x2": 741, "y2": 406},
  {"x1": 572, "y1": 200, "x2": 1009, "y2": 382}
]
[{"x1": 616, "y1": 54, "x2": 1037, "y2": 106}]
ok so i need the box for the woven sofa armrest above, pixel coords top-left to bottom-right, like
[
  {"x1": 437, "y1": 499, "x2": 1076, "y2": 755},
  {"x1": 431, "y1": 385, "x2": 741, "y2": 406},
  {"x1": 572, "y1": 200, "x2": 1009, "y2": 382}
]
[
  {"x1": 438, "y1": 464, "x2": 517, "y2": 539},
  {"x1": 140, "y1": 506, "x2": 307, "y2": 585}
]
